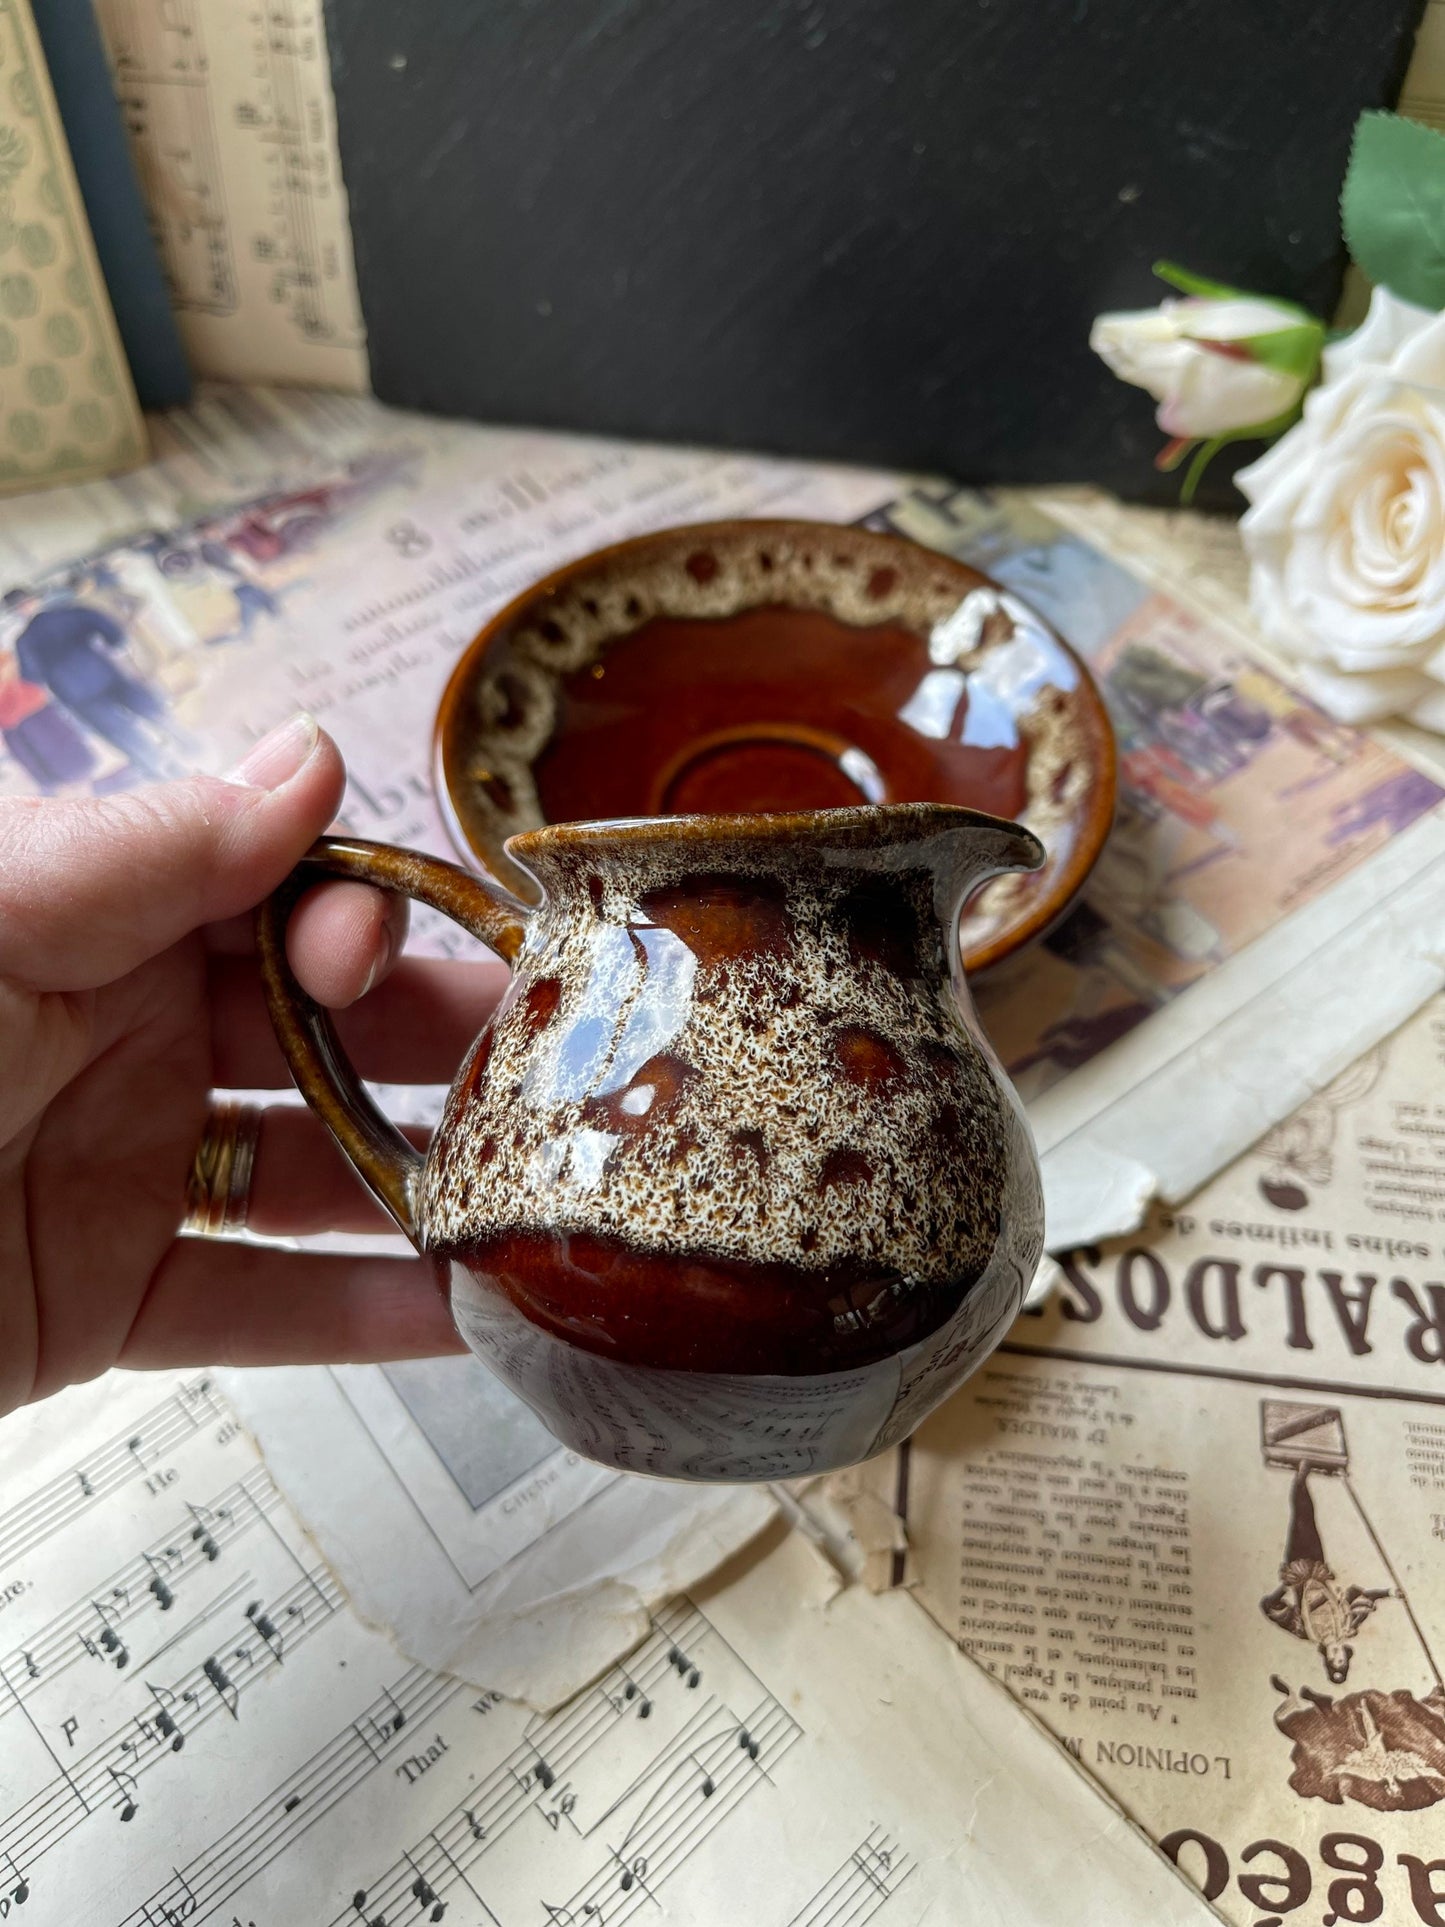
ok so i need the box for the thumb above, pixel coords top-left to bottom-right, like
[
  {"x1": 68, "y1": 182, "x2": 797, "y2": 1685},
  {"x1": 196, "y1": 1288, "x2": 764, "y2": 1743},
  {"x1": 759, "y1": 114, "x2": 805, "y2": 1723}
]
[{"x1": 0, "y1": 715, "x2": 346, "y2": 991}]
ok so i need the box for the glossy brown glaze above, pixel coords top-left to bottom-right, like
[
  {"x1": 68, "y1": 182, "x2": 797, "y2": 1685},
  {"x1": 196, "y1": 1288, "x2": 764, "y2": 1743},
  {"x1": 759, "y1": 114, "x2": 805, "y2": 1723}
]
[
  {"x1": 434, "y1": 519, "x2": 1117, "y2": 975},
  {"x1": 441, "y1": 1229, "x2": 965, "y2": 1375},
  {"x1": 262, "y1": 803, "x2": 1048, "y2": 1481},
  {"x1": 532, "y1": 604, "x2": 1031, "y2": 824}
]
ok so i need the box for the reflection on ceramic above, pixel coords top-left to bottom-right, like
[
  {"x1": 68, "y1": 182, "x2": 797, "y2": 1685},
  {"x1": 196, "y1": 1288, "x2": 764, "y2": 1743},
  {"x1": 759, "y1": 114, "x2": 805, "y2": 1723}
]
[
  {"x1": 259, "y1": 806, "x2": 1047, "y2": 1480},
  {"x1": 435, "y1": 520, "x2": 1116, "y2": 973}
]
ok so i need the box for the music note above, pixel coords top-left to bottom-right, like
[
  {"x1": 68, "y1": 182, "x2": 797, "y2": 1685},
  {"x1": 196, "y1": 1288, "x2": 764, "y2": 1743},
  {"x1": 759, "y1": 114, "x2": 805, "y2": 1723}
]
[
  {"x1": 108, "y1": 1765, "x2": 140, "y2": 1823},
  {"x1": 618, "y1": 1857, "x2": 647, "y2": 1894},
  {"x1": 1, "y1": 1851, "x2": 27, "y2": 1907},
  {"x1": 188, "y1": 1506, "x2": 221, "y2": 1562},
  {"x1": 351, "y1": 1891, "x2": 386, "y2": 1927},
  {"x1": 148, "y1": 1684, "x2": 186, "y2": 1753},
  {"x1": 145, "y1": 1548, "x2": 181, "y2": 1611},
  {"x1": 667, "y1": 1645, "x2": 702, "y2": 1688},
  {"x1": 737, "y1": 1728, "x2": 760, "y2": 1761},
  {"x1": 410, "y1": 1874, "x2": 445, "y2": 1921},
  {"x1": 202, "y1": 1656, "x2": 238, "y2": 1715},
  {"x1": 87, "y1": 1605, "x2": 130, "y2": 1670},
  {"x1": 619, "y1": 1678, "x2": 651, "y2": 1719},
  {"x1": 140, "y1": 1872, "x2": 197, "y2": 1927},
  {"x1": 533, "y1": 1759, "x2": 555, "y2": 1791},
  {"x1": 245, "y1": 1600, "x2": 283, "y2": 1659}
]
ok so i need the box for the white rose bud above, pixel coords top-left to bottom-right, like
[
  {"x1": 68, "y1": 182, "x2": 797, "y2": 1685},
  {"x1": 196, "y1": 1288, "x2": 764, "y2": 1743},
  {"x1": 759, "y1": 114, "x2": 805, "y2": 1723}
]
[{"x1": 1091, "y1": 295, "x2": 1317, "y2": 439}]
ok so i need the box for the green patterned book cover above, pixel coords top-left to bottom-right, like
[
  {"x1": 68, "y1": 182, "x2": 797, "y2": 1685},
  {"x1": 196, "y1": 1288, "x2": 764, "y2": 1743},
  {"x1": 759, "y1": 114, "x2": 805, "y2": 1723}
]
[{"x1": 0, "y1": 0, "x2": 145, "y2": 494}]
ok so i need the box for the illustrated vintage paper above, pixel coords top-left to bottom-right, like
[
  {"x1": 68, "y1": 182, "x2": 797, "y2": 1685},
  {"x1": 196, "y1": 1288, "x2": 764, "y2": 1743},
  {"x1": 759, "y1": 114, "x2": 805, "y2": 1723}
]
[
  {"x1": 0, "y1": 0, "x2": 145, "y2": 492},
  {"x1": 847, "y1": 990, "x2": 1445, "y2": 1925}
]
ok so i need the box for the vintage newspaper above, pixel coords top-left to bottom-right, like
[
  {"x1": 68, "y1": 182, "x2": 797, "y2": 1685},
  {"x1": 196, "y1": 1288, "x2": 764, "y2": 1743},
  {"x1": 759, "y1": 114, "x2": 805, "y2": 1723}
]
[
  {"x1": 89, "y1": 0, "x2": 368, "y2": 389},
  {"x1": 0, "y1": 1369, "x2": 1219, "y2": 1927},
  {"x1": 844, "y1": 989, "x2": 1445, "y2": 1925}
]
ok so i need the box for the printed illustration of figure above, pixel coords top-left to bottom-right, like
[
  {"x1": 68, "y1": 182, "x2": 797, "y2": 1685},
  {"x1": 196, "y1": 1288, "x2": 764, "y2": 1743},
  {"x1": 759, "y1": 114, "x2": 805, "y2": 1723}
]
[
  {"x1": 5, "y1": 588, "x2": 189, "y2": 783},
  {"x1": 1260, "y1": 1465, "x2": 1389, "y2": 1683},
  {"x1": 197, "y1": 538, "x2": 280, "y2": 638},
  {"x1": 0, "y1": 647, "x2": 95, "y2": 791},
  {"x1": 1252, "y1": 1048, "x2": 1385, "y2": 1211},
  {"x1": 1271, "y1": 1678, "x2": 1445, "y2": 1812}
]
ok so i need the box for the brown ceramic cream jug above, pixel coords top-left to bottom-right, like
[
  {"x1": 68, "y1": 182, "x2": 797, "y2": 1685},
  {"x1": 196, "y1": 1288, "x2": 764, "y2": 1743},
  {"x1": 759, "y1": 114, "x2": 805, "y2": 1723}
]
[{"x1": 259, "y1": 803, "x2": 1045, "y2": 1481}]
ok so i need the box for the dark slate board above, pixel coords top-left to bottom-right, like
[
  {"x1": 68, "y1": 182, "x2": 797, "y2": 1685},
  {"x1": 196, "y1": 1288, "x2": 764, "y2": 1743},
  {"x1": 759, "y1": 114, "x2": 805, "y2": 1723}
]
[{"x1": 324, "y1": 0, "x2": 1424, "y2": 505}]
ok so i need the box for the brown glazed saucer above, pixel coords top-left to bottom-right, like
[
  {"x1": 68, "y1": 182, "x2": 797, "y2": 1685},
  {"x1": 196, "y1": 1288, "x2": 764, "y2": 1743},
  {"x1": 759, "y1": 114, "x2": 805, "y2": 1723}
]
[{"x1": 434, "y1": 519, "x2": 1116, "y2": 971}]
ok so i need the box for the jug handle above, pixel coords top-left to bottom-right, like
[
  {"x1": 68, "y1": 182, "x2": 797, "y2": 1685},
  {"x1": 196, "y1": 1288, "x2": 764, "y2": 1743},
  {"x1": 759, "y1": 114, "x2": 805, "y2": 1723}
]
[{"x1": 257, "y1": 836, "x2": 532, "y2": 1245}]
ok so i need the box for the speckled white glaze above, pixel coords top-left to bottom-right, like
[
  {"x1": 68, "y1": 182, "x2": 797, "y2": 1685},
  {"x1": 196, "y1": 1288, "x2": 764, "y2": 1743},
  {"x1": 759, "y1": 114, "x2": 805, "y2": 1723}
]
[
  {"x1": 413, "y1": 805, "x2": 1046, "y2": 1478},
  {"x1": 426, "y1": 813, "x2": 1022, "y2": 1281}
]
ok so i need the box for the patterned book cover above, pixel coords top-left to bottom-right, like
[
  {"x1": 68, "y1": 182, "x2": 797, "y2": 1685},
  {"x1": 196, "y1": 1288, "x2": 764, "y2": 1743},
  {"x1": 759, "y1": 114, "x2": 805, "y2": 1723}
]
[{"x1": 0, "y1": 0, "x2": 145, "y2": 494}]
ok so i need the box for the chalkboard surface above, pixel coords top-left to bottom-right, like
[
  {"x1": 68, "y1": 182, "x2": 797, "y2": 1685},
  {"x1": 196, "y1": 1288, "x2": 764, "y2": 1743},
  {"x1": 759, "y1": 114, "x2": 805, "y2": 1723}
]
[{"x1": 325, "y1": 0, "x2": 1424, "y2": 504}]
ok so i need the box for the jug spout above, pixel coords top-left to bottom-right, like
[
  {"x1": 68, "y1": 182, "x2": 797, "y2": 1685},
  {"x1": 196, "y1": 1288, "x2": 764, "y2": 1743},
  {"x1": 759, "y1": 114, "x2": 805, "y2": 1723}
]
[{"x1": 938, "y1": 811, "x2": 1046, "y2": 901}]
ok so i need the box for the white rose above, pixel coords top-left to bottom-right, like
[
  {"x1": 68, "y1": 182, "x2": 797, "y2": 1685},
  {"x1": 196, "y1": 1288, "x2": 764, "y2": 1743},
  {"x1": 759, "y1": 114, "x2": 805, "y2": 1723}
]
[
  {"x1": 1090, "y1": 296, "x2": 1313, "y2": 438},
  {"x1": 1237, "y1": 287, "x2": 1445, "y2": 726}
]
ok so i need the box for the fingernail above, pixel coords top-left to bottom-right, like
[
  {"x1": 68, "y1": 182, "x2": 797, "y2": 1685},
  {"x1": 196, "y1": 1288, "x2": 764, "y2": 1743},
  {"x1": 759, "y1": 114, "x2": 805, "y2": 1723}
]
[
  {"x1": 225, "y1": 715, "x2": 319, "y2": 790},
  {"x1": 359, "y1": 911, "x2": 399, "y2": 998}
]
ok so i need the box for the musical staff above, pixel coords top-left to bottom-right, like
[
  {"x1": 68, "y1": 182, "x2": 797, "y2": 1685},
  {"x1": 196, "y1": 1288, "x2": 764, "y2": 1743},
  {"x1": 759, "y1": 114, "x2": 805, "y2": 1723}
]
[
  {"x1": 0, "y1": 1467, "x2": 279, "y2": 1710},
  {"x1": 555, "y1": 1699, "x2": 800, "y2": 1924},
  {"x1": 0, "y1": 1564, "x2": 342, "y2": 1879},
  {"x1": 787, "y1": 1829, "x2": 916, "y2": 1926},
  {"x1": 329, "y1": 1601, "x2": 801, "y2": 1927},
  {"x1": 116, "y1": 1667, "x2": 464, "y2": 1927},
  {"x1": 0, "y1": 1379, "x2": 224, "y2": 1575}
]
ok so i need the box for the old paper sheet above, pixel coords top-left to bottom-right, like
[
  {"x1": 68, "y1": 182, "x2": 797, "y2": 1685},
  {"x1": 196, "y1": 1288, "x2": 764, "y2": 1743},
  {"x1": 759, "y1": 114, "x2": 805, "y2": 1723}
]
[
  {"x1": 89, "y1": 0, "x2": 368, "y2": 388},
  {"x1": 847, "y1": 990, "x2": 1445, "y2": 1924},
  {"x1": 218, "y1": 1357, "x2": 778, "y2": 1708},
  {"x1": 0, "y1": 1370, "x2": 1221, "y2": 1926}
]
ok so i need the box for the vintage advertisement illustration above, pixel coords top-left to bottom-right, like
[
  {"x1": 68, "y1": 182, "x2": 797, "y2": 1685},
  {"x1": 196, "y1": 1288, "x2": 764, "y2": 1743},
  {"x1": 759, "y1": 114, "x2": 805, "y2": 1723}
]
[{"x1": 857, "y1": 990, "x2": 1445, "y2": 1925}]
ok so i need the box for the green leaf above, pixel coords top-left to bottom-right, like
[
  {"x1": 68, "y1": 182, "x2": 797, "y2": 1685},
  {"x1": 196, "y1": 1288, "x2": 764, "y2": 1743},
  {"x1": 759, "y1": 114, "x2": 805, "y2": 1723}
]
[
  {"x1": 1153, "y1": 259, "x2": 1252, "y2": 302},
  {"x1": 1342, "y1": 111, "x2": 1445, "y2": 310},
  {"x1": 1241, "y1": 321, "x2": 1325, "y2": 380}
]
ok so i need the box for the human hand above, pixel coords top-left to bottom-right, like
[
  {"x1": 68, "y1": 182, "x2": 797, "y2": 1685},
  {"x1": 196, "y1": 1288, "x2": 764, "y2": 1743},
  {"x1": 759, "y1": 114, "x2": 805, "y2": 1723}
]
[{"x1": 0, "y1": 717, "x2": 510, "y2": 1418}]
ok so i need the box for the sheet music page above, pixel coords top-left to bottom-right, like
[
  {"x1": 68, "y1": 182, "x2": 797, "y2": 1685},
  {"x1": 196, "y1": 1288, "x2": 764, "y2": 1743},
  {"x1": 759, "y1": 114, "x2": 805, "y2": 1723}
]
[
  {"x1": 217, "y1": 1359, "x2": 778, "y2": 1708},
  {"x1": 836, "y1": 988, "x2": 1445, "y2": 1925},
  {"x1": 0, "y1": 1369, "x2": 1221, "y2": 1926},
  {"x1": 89, "y1": 0, "x2": 369, "y2": 388}
]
